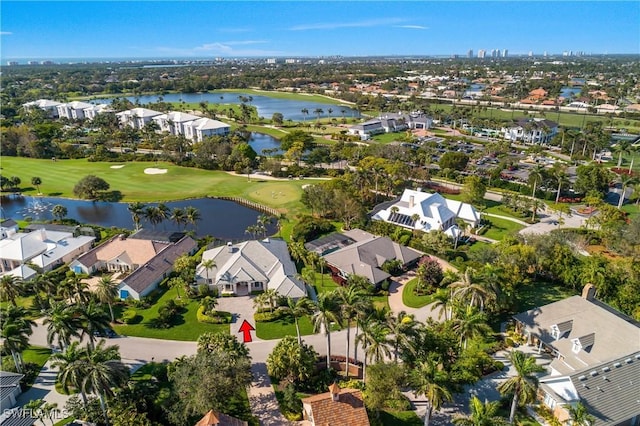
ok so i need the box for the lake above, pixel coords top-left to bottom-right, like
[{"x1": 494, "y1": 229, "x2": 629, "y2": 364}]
[
  {"x1": 0, "y1": 195, "x2": 277, "y2": 240},
  {"x1": 93, "y1": 91, "x2": 360, "y2": 121},
  {"x1": 249, "y1": 133, "x2": 282, "y2": 156}
]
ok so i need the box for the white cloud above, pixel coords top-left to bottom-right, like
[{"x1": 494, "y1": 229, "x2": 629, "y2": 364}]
[
  {"x1": 217, "y1": 27, "x2": 252, "y2": 34},
  {"x1": 0, "y1": 31, "x2": 13, "y2": 36},
  {"x1": 154, "y1": 40, "x2": 283, "y2": 57},
  {"x1": 290, "y1": 18, "x2": 404, "y2": 31},
  {"x1": 394, "y1": 25, "x2": 428, "y2": 30}
]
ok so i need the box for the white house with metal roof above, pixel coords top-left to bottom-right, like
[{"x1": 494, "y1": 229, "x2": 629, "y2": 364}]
[
  {"x1": 83, "y1": 103, "x2": 114, "y2": 120},
  {"x1": 372, "y1": 189, "x2": 480, "y2": 239},
  {"x1": 152, "y1": 111, "x2": 200, "y2": 136},
  {"x1": 183, "y1": 117, "x2": 231, "y2": 142},
  {"x1": 115, "y1": 107, "x2": 163, "y2": 129},
  {"x1": 195, "y1": 239, "x2": 306, "y2": 298}
]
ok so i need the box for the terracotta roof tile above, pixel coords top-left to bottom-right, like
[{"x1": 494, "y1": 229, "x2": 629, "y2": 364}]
[{"x1": 302, "y1": 388, "x2": 370, "y2": 426}]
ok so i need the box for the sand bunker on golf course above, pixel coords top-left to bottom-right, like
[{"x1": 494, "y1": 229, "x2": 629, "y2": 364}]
[
  {"x1": 144, "y1": 168, "x2": 168, "y2": 175},
  {"x1": 110, "y1": 165, "x2": 125, "y2": 169}
]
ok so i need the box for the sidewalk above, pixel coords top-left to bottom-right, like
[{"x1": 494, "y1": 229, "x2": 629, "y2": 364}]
[{"x1": 16, "y1": 360, "x2": 71, "y2": 409}]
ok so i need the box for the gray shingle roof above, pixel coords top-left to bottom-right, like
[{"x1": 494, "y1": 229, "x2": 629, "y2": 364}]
[{"x1": 570, "y1": 352, "x2": 640, "y2": 426}]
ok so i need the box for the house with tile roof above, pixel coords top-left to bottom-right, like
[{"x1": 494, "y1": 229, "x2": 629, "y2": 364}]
[
  {"x1": 195, "y1": 238, "x2": 306, "y2": 298},
  {"x1": 316, "y1": 229, "x2": 421, "y2": 287},
  {"x1": 301, "y1": 383, "x2": 370, "y2": 426},
  {"x1": 70, "y1": 233, "x2": 197, "y2": 300},
  {"x1": 372, "y1": 189, "x2": 480, "y2": 240},
  {"x1": 0, "y1": 228, "x2": 95, "y2": 280},
  {"x1": 194, "y1": 410, "x2": 247, "y2": 426},
  {"x1": 513, "y1": 284, "x2": 640, "y2": 425}
]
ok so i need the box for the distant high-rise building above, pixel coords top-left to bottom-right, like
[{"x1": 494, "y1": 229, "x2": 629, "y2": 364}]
[
  {"x1": 528, "y1": 51, "x2": 533, "y2": 57},
  {"x1": 7, "y1": 61, "x2": 18, "y2": 66},
  {"x1": 502, "y1": 49, "x2": 508, "y2": 58},
  {"x1": 468, "y1": 49, "x2": 473, "y2": 58},
  {"x1": 478, "y1": 49, "x2": 486, "y2": 59},
  {"x1": 28, "y1": 61, "x2": 38, "y2": 65},
  {"x1": 544, "y1": 51, "x2": 548, "y2": 57}
]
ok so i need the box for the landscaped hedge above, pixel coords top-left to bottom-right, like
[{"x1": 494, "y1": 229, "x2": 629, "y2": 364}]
[
  {"x1": 196, "y1": 306, "x2": 232, "y2": 324},
  {"x1": 122, "y1": 309, "x2": 141, "y2": 324},
  {"x1": 254, "y1": 308, "x2": 289, "y2": 322}
]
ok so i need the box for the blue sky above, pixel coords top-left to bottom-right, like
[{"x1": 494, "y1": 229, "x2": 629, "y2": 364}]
[{"x1": 2, "y1": 1, "x2": 639, "y2": 59}]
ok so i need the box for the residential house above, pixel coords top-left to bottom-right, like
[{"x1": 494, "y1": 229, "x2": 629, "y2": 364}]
[
  {"x1": 83, "y1": 103, "x2": 114, "y2": 120},
  {"x1": 115, "y1": 108, "x2": 163, "y2": 129},
  {"x1": 501, "y1": 118, "x2": 559, "y2": 144},
  {"x1": 22, "y1": 99, "x2": 62, "y2": 118},
  {"x1": 301, "y1": 383, "x2": 370, "y2": 426},
  {"x1": 371, "y1": 189, "x2": 480, "y2": 239},
  {"x1": 195, "y1": 410, "x2": 247, "y2": 426},
  {"x1": 0, "y1": 219, "x2": 19, "y2": 240},
  {"x1": 70, "y1": 233, "x2": 197, "y2": 300},
  {"x1": 513, "y1": 284, "x2": 640, "y2": 425},
  {"x1": 624, "y1": 104, "x2": 640, "y2": 113},
  {"x1": 56, "y1": 101, "x2": 94, "y2": 120},
  {"x1": 183, "y1": 117, "x2": 231, "y2": 142},
  {"x1": 310, "y1": 229, "x2": 421, "y2": 287},
  {"x1": 152, "y1": 111, "x2": 200, "y2": 136},
  {"x1": 0, "y1": 372, "x2": 24, "y2": 409},
  {"x1": 347, "y1": 112, "x2": 431, "y2": 140},
  {"x1": 0, "y1": 228, "x2": 95, "y2": 279},
  {"x1": 525, "y1": 87, "x2": 548, "y2": 103},
  {"x1": 196, "y1": 239, "x2": 305, "y2": 298}
]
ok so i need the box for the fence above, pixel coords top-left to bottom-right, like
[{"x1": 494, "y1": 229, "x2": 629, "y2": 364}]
[{"x1": 212, "y1": 196, "x2": 281, "y2": 217}]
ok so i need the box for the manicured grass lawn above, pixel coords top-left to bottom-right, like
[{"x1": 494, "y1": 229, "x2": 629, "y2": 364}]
[
  {"x1": 0, "y1": 157, "x2": 312, "y2": 216},
  {"x1": 371, "y1": 132, "x2": 405, "y2": 144},
  {"x1": 22, "y1": 346, "x2": 52, "y2": 367},
  {"x1": 515, "y1": 281, "x2": 577, "y2": 313},
  {"x1": 255, "y1": 315, "x2": 314, "y2": 340},
  {"x1": 483, "y1": 216, "x2": 525, "y2": 240},
  {"x1": 0, "y1": 295, "x2": 35, "y2": 311},
  {"x1": 401, "y1": 278, "x2": 435, "y2": 308},
  {"x1": 312, "y1": 274, "x2": 339, "y2": 295},
  {"x1": 378, "y1": 410, "x2": 423, "y2": 426},
  {"x1": 112, "y1": 286, "x2": 229, "y2": 341}
]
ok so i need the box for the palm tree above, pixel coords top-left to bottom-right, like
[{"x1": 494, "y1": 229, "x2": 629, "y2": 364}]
[
  {"x1": 312, "y1": 291, "x2": 342, "y2": 370},
  {"x1": 410, "y1": 358, "x2": 452, "y2": 426},
  {"x1": 453, "y1": 396, "x2": 508, "y2": 426},
  {"x1": 430, "y1": 288, "x2": 454, "y2": 321},
  {"x1": 144, "y1": 206, "x2": 162, "y2": 229},
  {"x1": 200, "y1": 258, "x2": 216, "y2": 285},
  {"x1": 76, "y1": 301, "x2": 111, "y2": 350},
  {"x1": 170, "y1": 207, "x2": 186, "y2": 229},
  {"x1": 82, "y1": 341, "x2": 129, "y2": 426},
  {"x1": 51, "y1": 341, "x2": 89, "y2": 403},
  {"x1": 127, "y1": 202, "x2": 146, "y2": 231},
  {"x1": 0, "y1": 275, "x2": 22, "y2": 306},
  {"x1": 31, "y1": 176, "x2": 42, "y2": 194},
  {"x1": 44, "y1": 300, "x2": 81, "y2": 350},
  {"x1": 157, "y1": 203, "x2": 170, "y2": 228},
  {"x1": 528, "y1": 164, "x2": 545, "y2": 221},
  {"x1": 450, "y1": 268, "x2": 491, "y2": 311},
  {"x1": 1, "y1": 306, "x2": 35, "y2": 372},
  {"x1": 564, "y1": 402, "x2": 595, "y2": 426},
  {"x1": 497, "y1": 350, "x2": 546, "y2": 424},
  {"x1": 52, "y1": 204, "x2": 68, "y2": 222},
  {"x1": 355, "y1": 319, "x2": 391, "y2": 383},
  {"x1": 184, "y1": 206, "x2": 201, "y2": 231},
  {"x1": 452, "y1": 306, "x2": 492, "y2": 349},
  {"x1": 552, "y1": 163, "x2": 569, "y2": 204},
  {"x1": 612, "y1": 139, "x2": 631, "y2": 168},
  {"x1": 94, "y1": 275, "x2": 118, "y2": 323},
  {"x1": 287, "y1": 297, "x2": 314, "y2": 345},
  {"x1": 313, "y1": 108, "x2": 324, "y2": 122},
  {"x1": 617, "y1": 174, "x2": 637, "y2": 209},
  {"x1": 335, "y1": 285, "x2": 367, "y2": 377},
  {"x1": 387, "y1": 310, "x2": 417, "y2": 362},
  {"x1": 301, "y1": 108, "x2": 309, "y2": 122}
]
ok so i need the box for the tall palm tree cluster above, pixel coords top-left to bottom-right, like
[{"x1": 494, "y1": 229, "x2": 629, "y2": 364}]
[
  {"x1": 127, "y1": 202, "x2": 201, "y2": 231},
  {"x1": 244, "y1": 214, "x2": 274, "y2": 239}
]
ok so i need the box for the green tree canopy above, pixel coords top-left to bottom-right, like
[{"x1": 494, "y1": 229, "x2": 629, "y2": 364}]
[
  {"x1": 73, "y1": 175, "x2": 110, "y2": 199},
  {"x1": 266, "y1": 335, "x2": 318, "y2": 387}
]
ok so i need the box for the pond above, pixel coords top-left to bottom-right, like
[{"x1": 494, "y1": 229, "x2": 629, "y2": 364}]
[
  {"x1": 560, "y1": 86, "x2": 582, "y2": 99},
  {"x1": 249, "y1": 132, "x2": 282, "y2": 156},
  {"x1": 0, "y1": 195, "x2": 277, "y2": 240},
  {"x1": 94, "y1": 91, "x2": 360, "y2": 121}
]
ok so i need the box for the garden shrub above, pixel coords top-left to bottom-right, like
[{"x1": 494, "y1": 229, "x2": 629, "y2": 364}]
[
  {"x1": 196, "y1": 306, "x2": 232, "y2": 324},
  {"x1": 291, "y1": 215, "x2": 335, "y2": 242},
  {"x1": 254, "y1": 308, "x2": 288, "y2": 322},
  {"x1": 122, "y1": 309, "x2": 141, "y2": 324}
]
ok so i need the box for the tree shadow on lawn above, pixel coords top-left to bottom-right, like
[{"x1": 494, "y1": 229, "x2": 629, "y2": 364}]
[{"x1": 48, "y1": 192, "x2": 62, "y2": 196}]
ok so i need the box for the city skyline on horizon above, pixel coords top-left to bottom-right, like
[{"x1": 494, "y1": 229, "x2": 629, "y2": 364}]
[{"x1": 2, "y1": 1, "x2": 639, "y2": 61}]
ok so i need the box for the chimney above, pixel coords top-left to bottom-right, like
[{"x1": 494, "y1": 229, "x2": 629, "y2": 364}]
[
  {"x1": 582, "y1": 283, "x2": 596, "y2": 301},
  {"x1": 227, "y1": 241, "x2": 233, "y2": 253},
  {"x1": 409, "y1": 195, "x2": 415, "y2": 208},
  {"x1": 328, "y1": 382, "x2": 340, "y2": 402}
]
